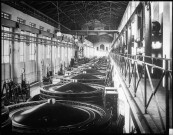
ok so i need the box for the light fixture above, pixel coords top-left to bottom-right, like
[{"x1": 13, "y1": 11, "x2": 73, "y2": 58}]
[
  {"x1": 152, "y1": 41, "x2": 162, "y2": 49},
  {"x1": 56, "y1": 31, "x2": 62, "y2": 37},
  {"x1": 75, "y1": 38, "x2": 78, "y2": 42},
  {"x1": 56, "y1": 1, "x2": 62, "y2": 37},
  {"x1": 74, "y1": 33, "x2": 78, "y2": 42}
]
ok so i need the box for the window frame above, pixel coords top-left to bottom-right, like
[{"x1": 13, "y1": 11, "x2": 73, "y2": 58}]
[
  {"x1": 29, "y1": 22, "x2": 36, "y2": 28},
  {"x1": 46, "y1": 37, "x2": 51, "y2": 59},
  {"x1": 19, "y1": 31, "x2": 26, "y2": 62},
  {"x1": 1, "y1": 26, "x2": 12, "y2": 63},
  {"x1": 29, "y1": 33, "x2": 36, "y2": 60},
  {"x1": 17, "y1": 17, "x2": 26, "y2": 25},
  {"x1": 1, "y1": 12, "x2": 11, "y2": 20}
]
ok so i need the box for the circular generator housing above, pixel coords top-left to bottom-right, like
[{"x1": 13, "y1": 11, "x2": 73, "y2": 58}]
[
  {"x1": 40, "y1": 82, "x2": 104, "y2": 106},
  {"x1": 8, "y1": 99, "x2": 111, "y2": 134}
]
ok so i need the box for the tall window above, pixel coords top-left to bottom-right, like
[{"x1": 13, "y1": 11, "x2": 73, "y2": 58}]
[
  {"x1": 58, "y1": 44, "x2": 60, "y2": 58},
  {"x1": 42, "y1": 36, "x2": 47, "y2": 59},
  {"x1": 46, "y1": 45, "x2": 51, "y2": 58},
  {"x1": 46, "y1": 37, "x2": 51, "y2": 58},
  {"x1": 53, "y1": 38, "x2": 57, "y2": 60},
  {"x1": 29, "y1": 33, "x2": 36, "y2": 60},
  {"x1": 1, "y1": 26, "x2": 12, "y2": 63},
  {"x1": 100, "y1": 44, "x2": 105, "y2": 50},
  {"x1": 20, "y1": 31, "x2": 25, "y2": 62}
]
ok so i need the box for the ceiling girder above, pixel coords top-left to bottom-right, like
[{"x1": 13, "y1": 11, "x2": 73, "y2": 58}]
[
  {"x1": 3, "y1": 1, "x2": 129, "y2": 31},
  {"x1": 50, "y1": 1, "x2": 76, "y2": 24}
]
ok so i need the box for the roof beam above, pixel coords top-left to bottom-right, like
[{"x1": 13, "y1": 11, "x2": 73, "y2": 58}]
[
  {"x1": 38, "y1": 2, "x2": 50, "y2": 11},
  {"x1": 20, "y1": 1, "x2": 71, "y2": 31},
  {"x1": 63, "y1": 30, "x2": 119, "y2": 33},
  {"x1": 72, "y1": 1, "x2": 87, "y2": 23},
  {"x1": 98, "y1": 1, "x2": 103, "y2": 22},
  {"x1": 61, "y1": 29, "x2": 119, "y2": 36},
  {"x1": 50, "y1": 2, "x2": 75, "y2": 24},
  {"x1": 109, "y1": 3, "x2": 112, "y2": 30}
]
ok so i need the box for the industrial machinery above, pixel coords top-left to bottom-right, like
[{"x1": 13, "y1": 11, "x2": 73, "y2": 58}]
[
  {"x1": 104, "y1": 87, "x2": 118, "y2": 121},
  {"x1": 7, "y1": 99, "x2": 111, "y2": 134},
  {"x1": 40, "y1": 82, "x2": 104, "y2": 106}
]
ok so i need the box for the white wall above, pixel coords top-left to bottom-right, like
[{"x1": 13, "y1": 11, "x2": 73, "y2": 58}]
[{"x1": 1, "y1": 3, "x2": 56, "y2": 33}]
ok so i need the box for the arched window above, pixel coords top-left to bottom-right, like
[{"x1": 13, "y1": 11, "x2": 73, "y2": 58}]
[{"x1": 100, "y1": 44, "x2": 105, "y2": 50}]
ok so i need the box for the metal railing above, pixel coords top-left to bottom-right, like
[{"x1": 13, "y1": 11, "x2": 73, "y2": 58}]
[{"x1": 110, "y1": 53, "x2": 172, "y2": 133}]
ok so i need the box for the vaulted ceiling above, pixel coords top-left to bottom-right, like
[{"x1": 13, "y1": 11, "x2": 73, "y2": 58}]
[{"x1": 2, "y1": 1, "x2": 129, "y2": 31}]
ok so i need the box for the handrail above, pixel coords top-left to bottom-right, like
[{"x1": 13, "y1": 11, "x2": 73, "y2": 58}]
[
  {"x1": 117, "y1": 53, "x2": 172, "y2": 61},
  {"x1": 109, "y1": 52, "x2": 172, "y2": 133},
  {"x1": 111, "y1": 53, "x2": 172, "y2": 72},
  {"x1": 109, "y1": 56, "x2": 152, "y2": 133}
]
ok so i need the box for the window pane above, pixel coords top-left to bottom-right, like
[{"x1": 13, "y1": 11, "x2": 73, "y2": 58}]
[
  {"x1": 4, "y1": 27, "x2": 10, "y2": 31},
  {"x1": 20, "y1": 42, "x2": 23, "y2": 55},
  {"x1": 4, "y1": 41, "x2": 9, "y2": 55},
  {"x1": 20, "y1": 42, "x2": 24, "y2": 62},
  {"x1": 46, "y1": 46, "x2": 48, "y2": 57},
  {"x1": 1, "y1": 56, "x2": 4, "y2": 63},
  {"x1": 1, "y1": 40, "x2": 4, "y2": 56},
  {"x1": 4, "y1": 56, "x2": 9, "y2": 63},
  {"x1": 30, "y1": 43, "x2": 32, "y2": 55},
  {"x1": 42, "y1": 45, "x2": 44, "y2": 58},
  {"x1": 1, "y1": 26, "x2": 11, "y2": 63},
  {"x1": 32, "y1": 44, "x2": 34, "y2": 55},
  {"x1": 49, "y1": 46, "x2": 50, "y2": 58}
]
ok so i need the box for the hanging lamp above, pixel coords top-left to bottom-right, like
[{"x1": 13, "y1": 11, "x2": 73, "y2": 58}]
[
  {"x1": 74, "y1": 36, "x2": 78, "y2": 42},
  {"x1": 56, "y1": 1, "x2": 62, "y2": 37}
]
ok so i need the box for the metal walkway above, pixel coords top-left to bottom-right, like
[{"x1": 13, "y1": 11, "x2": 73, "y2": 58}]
[{"x1": 110, "y1": 53, "x2": 172, "y2": 134}]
